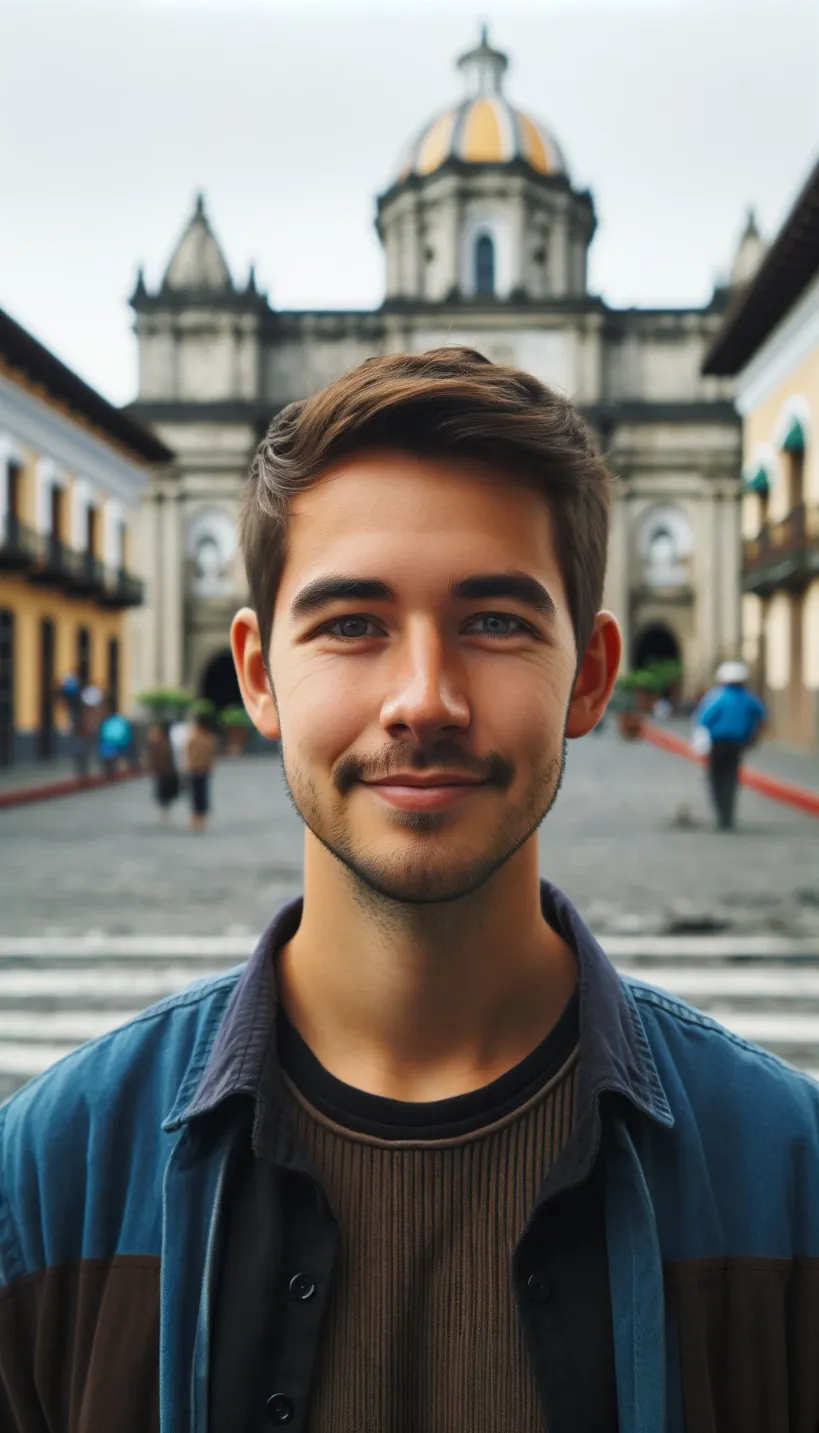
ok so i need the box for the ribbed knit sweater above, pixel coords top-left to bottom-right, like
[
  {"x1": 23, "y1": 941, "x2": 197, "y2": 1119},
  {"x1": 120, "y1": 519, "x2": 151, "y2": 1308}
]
[{"x1": 278, "y1": 992, "x2": 579, "y2": 1433}]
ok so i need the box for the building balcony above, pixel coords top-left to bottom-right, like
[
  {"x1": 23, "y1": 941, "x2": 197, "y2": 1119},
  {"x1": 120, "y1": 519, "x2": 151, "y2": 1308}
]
[
  {"x1": 743, "y1": 504, "x2": 819, "y2": 595},
  {"x1": 23, "y1": 534, "x2": 143, "y2": 608},
  {"x1": 99, "y1": 567, "x2": 145, "y2": 609},
  {"x1": 0, "y1": 513, "x2": 39, "y2": 572},
  {"x1": 69, "y1": 549, "x2": 107, "y2": 598},
  {"x1": 27, "y1": 532, "x2": 81, "y2": 587}
]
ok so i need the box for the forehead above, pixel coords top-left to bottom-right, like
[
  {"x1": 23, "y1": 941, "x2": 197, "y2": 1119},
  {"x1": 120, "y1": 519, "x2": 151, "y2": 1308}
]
[{"x1": 278, "y1": 449, "x2": 565, "y2": 600}]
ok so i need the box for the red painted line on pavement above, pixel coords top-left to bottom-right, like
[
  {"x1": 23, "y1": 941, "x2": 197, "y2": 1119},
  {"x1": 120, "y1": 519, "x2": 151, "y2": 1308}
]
[
  {"x1": 0, "y1": 767, "x2": 147, "y2": 811},
  {"x1": 641, "y1": 721, "x2": 819, "y2": 818}
]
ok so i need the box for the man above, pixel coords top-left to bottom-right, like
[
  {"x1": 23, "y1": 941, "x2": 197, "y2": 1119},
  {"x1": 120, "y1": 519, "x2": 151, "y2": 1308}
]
[
  {"x1": 1, "y1": 349, "x2": 818, "y2": 1432},
  {"x1": 185, "y1": 712, "x2": 219, "y2": 832},
  {"x1": 693, "y1": 659, "x2": 766, "y2": 830}
]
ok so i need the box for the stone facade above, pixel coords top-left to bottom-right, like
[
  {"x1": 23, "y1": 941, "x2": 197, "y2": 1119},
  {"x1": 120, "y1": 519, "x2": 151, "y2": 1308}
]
[{"x1": 127, "y1": 32, "x2": 747, "y2": 709}]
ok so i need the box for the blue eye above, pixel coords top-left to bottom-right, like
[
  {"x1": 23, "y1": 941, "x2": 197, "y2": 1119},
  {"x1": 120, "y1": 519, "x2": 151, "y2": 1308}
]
[
  {"x1": 328, "y1": 616, "x2": 378, "y2": 640},
  {"x1": 468, "y1": 613, "x2": 528, "y2": 637}
]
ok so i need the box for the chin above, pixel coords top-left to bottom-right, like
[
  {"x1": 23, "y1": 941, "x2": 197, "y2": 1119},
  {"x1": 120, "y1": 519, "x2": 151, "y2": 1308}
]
[{"x1": 335, "y1": 843, "x2": 512, "y2": 906}]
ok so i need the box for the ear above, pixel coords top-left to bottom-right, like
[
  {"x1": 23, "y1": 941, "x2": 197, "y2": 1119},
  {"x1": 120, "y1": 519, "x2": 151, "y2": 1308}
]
[
  {"x1": 230, "y1": 607, "x2": 281, "y2": 741},
  {"x1": 565, "y1": 611, "x2": 622, "y2": 739}
]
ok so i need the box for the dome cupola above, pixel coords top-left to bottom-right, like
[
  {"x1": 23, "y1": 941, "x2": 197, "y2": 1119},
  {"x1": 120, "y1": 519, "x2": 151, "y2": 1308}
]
[
  {"x1": 377, "y1": 29, "x2": 594, "y2": 305},
  {"x1": 394, "y1": 28, "x2": 567, "y2": 184}
]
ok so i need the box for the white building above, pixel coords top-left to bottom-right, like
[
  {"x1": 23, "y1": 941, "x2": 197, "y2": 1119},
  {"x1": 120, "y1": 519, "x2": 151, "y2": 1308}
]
[{"x1": 128, "y1": 29, "x2": 751, "y2": 707}]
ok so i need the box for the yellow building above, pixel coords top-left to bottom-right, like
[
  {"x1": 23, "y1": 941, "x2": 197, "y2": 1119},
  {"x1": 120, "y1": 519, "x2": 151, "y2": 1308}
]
[
  {"x1": 704, "y1": 160, "x2": 819, "y2": 750},
  {"x1": 0, "y1": 306, "x2": 171, "y2": 767}
]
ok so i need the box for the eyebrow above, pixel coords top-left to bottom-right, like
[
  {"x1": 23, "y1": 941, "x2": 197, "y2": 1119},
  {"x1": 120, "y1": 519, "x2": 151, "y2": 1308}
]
[{"x1": 289, "y1": 571, "x2": 557, "y2": 620}]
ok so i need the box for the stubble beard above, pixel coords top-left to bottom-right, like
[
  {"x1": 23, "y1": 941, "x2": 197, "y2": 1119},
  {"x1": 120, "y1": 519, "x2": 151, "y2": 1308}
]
[{"x1": 279, "y1": 740, "x2": 568, "y2": 908}]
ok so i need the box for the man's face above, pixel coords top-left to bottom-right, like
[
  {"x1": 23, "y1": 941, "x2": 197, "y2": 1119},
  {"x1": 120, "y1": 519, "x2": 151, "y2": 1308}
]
[{"x1": 264, "y1": 451, "x2": 583, "y2": 904}]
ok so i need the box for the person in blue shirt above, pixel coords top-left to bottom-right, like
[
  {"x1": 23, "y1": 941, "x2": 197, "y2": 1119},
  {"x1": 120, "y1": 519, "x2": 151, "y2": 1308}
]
[
  {"x1": 98, "y1": 710, "x2": 133, "y2": 779},
  {"x1": 692, "y1": 660, "x2": 766, "y2": 830}
]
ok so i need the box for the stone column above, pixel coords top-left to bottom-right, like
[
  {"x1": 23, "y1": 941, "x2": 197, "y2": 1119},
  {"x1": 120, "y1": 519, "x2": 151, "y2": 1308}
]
[
  {"x1": 721, "y1": 488, "x2": 742, "y2": 658},
  {"x1": 605, "y1": 484, "x2": 631, "y2": 665},
  {"x1": 161, "y1": 489, "x2": 184, "y2": 687}
]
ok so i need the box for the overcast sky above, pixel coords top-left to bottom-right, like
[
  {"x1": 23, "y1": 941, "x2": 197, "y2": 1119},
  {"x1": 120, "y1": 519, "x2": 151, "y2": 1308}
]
[{"x1": 1, "y1": 0, "x2": 816, "y2": 406}]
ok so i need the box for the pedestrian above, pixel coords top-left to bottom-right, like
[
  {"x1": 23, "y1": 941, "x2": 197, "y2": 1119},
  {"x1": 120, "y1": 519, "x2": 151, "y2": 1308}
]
[
  {"x1": 4, "y1": 350, "x2": 819, "y2": 1431},
  {"x1": 74, "y1": 684, "x2": 104, "y2": 779},
  {"x1": 98, "y1": 709, "x2": 132, "y2": 779},
  {"x1": 144, "y1": 719, "x2": 179, "y2": 820},
  {"x1": 169, "y1": 713, "x2": 191, "y2": 794},
  {"x1": 185, "y1": 712, "x2": 218, "y2": 831},
  {"x1": 692, "y1": 659, "x2": 766, "y2": 830}
]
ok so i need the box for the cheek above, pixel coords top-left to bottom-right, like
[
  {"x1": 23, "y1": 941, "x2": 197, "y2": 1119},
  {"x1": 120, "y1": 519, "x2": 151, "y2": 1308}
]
[
  {"x1": 478, "y1": 661, "x2": 570, "y2": 749},
  {"x1": 276, "y1": 659, "x2": 371, "y2": 759}
]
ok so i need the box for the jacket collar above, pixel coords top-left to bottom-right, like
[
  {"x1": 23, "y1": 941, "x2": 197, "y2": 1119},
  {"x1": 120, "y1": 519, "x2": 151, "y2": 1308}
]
[{"x1": 168, "y1": 881, "x2": 673, "y2": 1158}]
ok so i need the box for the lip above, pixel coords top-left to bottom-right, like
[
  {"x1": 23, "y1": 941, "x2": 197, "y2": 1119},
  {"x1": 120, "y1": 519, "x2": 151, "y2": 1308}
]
[
  {"x1": 368, "y1": 773, "x2": 484, "y2": 788},
  {"x1": 362, "y1": 775, "x2": 487, "y2": 811}
]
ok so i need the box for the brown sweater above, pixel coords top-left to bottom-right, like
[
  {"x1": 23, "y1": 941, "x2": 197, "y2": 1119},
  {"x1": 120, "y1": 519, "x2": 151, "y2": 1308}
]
[{"x1": 284, "y1": 1034, "x2": 578, "y2": 1433}]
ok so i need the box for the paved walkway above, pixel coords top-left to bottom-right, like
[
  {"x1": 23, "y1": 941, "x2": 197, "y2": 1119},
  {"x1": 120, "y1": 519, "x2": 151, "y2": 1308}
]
[
  {"x1": 651, "y1": 715, "x2": 819, "y2": 794},
  {"x1": 0, "y1": 733, "x2": 817, "y2": 939},
  {"x1": 0, "y1": 757, "x2": 78, "y2": 794},
  {"x1": 643, "y1": 717, "x2": 819, "y2": 816},
  {"x1": 746, "y1": 739, "x2": 819, "y2": 793}
]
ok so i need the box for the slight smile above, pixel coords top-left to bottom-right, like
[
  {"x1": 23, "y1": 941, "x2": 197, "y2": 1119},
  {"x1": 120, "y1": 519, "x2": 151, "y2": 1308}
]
[{"x1": 361, "y1": 774, "x2": 488, "y2": 811}]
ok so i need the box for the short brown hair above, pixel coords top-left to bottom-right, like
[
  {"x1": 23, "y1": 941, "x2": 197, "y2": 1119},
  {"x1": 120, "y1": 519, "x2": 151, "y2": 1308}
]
[{"x1": 239, "y1": 347, "x2": 611, "y2": 662}]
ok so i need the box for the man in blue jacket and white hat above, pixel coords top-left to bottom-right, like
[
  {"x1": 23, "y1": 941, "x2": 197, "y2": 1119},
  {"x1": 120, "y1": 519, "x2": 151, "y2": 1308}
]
[{"x1": 693, "y1": 659, "x2": 766, "y2": 830}]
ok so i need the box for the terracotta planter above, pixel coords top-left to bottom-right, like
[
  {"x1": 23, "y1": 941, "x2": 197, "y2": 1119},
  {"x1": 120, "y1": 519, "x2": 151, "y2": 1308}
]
[{"x1": 617, "y1": 711, "x2": 643, "y2": 741}]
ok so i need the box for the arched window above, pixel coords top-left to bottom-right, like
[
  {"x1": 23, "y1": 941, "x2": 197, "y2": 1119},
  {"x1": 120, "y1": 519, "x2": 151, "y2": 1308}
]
[
  {"x1": 782, "y1": 416, "x2": 806, "y2": 513},
  {"x1": 638, "y1": 506, "x2": 692, "y2": 589},
  {"x1": 474, "y1": 233, "x2": 495, "y2": 296}
]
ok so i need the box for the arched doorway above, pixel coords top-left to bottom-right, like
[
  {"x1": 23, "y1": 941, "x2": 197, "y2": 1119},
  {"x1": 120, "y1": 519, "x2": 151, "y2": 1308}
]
[
  {"x1": 632, "y1": 623, "x2": 681, "y2": 675},
  {"x1": 200, "y1": 648, "x2": 241, "y2": 711}
]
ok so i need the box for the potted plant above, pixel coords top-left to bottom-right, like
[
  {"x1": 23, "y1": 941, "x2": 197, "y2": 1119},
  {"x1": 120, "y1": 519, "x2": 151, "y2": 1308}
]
[
  {"x1": 612, "y1": 670, "x2": 664, "y2": 738},
  {"x1": 220, "y1": 704, "x2": 253, "y2": 755},
  {"x1": 612, "y1": 675, "x2": 643, "y2": 739},
  {"x1": 136, "y1": 687, "x2": 192, "y2": 723},
  {"x1": 644, "y1": 658, "x2": 683, "y2": 708}
]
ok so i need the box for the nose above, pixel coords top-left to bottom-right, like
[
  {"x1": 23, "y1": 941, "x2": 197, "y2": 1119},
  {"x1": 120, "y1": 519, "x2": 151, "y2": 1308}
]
[{"x1": 379, "y1": 622, "x2": 470, "y2": 745}]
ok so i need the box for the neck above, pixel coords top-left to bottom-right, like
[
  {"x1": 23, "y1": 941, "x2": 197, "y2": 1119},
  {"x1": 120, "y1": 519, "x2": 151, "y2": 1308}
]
[{"x1": 276, "y1": 838, "x2": 578, "y2": 1102}]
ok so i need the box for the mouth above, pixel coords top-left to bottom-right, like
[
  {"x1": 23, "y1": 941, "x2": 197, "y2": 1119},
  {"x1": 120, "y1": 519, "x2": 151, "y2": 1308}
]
[{"x1": 361, "y1": 774, "x2": 488, "y2": 811}]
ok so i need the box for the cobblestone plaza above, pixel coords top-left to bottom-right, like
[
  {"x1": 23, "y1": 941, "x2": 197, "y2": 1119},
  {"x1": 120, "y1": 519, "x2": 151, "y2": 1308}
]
[{"x1": 1, "y1": 732, "x2": 816, "y2": 941}]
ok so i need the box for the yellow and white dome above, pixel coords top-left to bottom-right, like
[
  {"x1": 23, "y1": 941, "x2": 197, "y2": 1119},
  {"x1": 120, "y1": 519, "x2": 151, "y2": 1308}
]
[{"x1": 394, "y1": 29, "x2": 567, "y2": 184}]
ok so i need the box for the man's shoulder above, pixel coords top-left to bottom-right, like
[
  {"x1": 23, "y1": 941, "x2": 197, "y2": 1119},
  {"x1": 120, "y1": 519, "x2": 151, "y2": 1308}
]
[
  {"x1": 0, "y1": 968, "x2": 241, "y2": 1281},
  {"x1": 1, "y1": 966, "x2": 241, "y2": 1134},
  {"x1": 626, "y1": 975, "x2": 819, "y2": 1131}
]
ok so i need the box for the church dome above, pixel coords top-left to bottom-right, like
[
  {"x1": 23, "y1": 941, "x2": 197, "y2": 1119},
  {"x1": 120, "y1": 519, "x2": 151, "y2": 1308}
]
[{"x1": 394, "y1": 29, "x2": 567, "y2": 183}]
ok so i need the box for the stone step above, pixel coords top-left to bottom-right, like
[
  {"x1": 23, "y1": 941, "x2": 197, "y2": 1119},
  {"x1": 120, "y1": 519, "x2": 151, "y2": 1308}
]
[
  {"x1": 3, "y1": 946, "x2": 819, "y2": 1100},
  {"x1": 4, "y1": 963, "x2": 819, "y2": 1012},
  {"x1": 0, "y1": 935, "x2": 817, "y2": 963}
]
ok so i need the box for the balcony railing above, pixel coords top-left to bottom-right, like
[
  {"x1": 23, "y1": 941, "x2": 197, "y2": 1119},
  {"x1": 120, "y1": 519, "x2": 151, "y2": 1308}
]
[
  {"x1": 99, "y1": 567, "x2": 145, "y2": 609},
  {"x1": 28, "y1": 532, "x2": 80, "y2": 585},
  {"x1": 21, "y1": 531, "x2": 143, "y2": 608},
  {"x1": 69, "y1": 549, "x2": 107, "y2": 597},
  {"x1": 0, "y1": 513, "x2": 39, "y2": 571},
  {"x1": 743, "y1": 504, "x2": 819, "y2": 594}
]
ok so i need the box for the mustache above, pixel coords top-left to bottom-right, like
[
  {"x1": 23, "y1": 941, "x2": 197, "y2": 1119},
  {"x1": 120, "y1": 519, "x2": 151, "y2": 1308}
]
[{"x1": 334, "y1": 741, "x2": 514, "y2": 797}]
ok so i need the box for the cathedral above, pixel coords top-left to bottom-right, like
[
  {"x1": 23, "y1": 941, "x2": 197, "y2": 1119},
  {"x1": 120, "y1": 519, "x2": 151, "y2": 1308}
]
[{"x1": 127, "y1": 29, "x2": 761, "y2": 708}]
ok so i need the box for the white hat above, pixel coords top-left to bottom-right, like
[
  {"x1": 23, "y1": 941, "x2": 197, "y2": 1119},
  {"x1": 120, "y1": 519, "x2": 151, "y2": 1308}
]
[{"x1": 716, "y1": 660, "x2": 749, "y2": 685}]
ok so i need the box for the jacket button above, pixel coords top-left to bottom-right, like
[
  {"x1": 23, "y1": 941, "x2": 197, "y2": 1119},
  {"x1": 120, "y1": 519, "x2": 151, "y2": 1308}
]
[
  {"x1": 527, "y1": 1272, "x2": 552, "y2": 1302},
  {"x1": 266, "y1": 1393, "x2": 295, "y2": 1423},
  {"x1": 289, "y1": 1271, "x2": 316, "y2": 1301}
]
